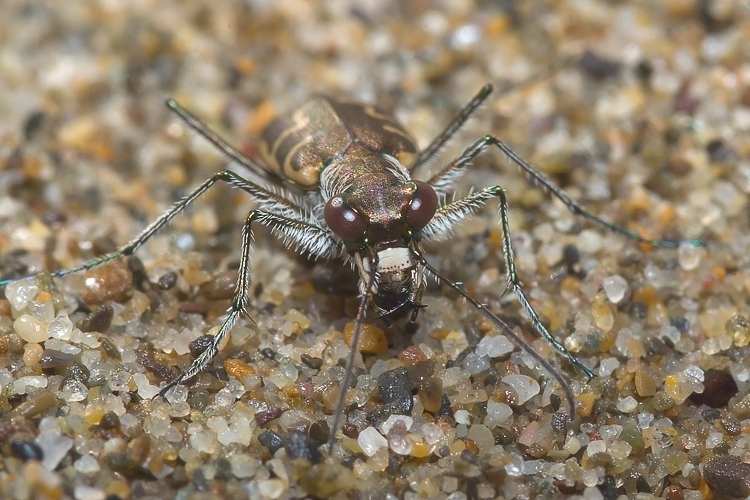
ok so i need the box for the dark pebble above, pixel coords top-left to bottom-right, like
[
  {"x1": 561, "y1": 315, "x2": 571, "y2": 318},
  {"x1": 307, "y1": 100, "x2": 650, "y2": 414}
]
[
  {"x1": 258, "y1": 430, "x2": 283, "y2": 453},
  {"x1": 100, "y1": 337, "x2": 122, "y2": 361},
  {"x1": 670, "y1": 316, "x2": 690, "y2": 334},
  {"x1": 135, "y1": 351, "x2": 174, "y2": 381},
  {"x1": 635, "y1": 59, "x2": 653, "y2": 81},
  {"x1": 255, "y1": 408, "x2": 283, "y2": 426},
  {"x1": 721, "y1": 414, "x2": 742, "y2": 436},
  {"x1": 341, "y1": 422, "x2": 358, "y2": 439},
  {"x1": 192, "y1": 467, "x2": 210, "y2": 492},
  {"x1": 550, "y1": 412, "x2": 569, "y2": 434},
  {"x1": 78, "y1": 304, "x2": 114, "y2": 333},
  {"x1": 100, "y1": 411, "x2": 121, "y2": 430},
  {"x1": 598, "y1": 475, "x2": 624, "y2": 500},
  {"x1": 217, "y1": 458, "x2": 237, "y2": 482},
  {"x1": 406, "y1": 359, "x2": 435, "y2": 384},
  {"x1": 703, "y1": 456, "x2": 750, "y2": 498},
  {"x1": 438, "y1": 394, "x2": 453, "y2": 418},
  {"x1": 308, "y1": 421, "x2": 330, "y2": 444},
  {"x1": 705, "y1": 138, "x2": 733, "y2": 163},
  {"x1": 39, "y1": 349, "x2": 76, "y2": 369},
  {"x1": 664, "y1": 485, "x2": 684, "y2": 500},
  {"x1": 178, "y1": 302, "x2": 208, "y2": 316},
  {"x1": 285, "y1": 431, "x2": 322, "y2": 464},
  {"x1": 261, "y1": 348, "x2": 276, "y2": 360},
  {"x1": 701, "y1": 407, "x2": 721, "y2": 423},
  {"x1": 67, "y1": 363, "x2": 90, "y2": 384},
  {"x1": 156, "y1": 271, "x2": 178, "y2": 290},
  {"x1": 23, "y1": 110, "x2": 46, "y2": 140},
  {"x1": 189, "y1": 335, "x2": 214, "y2": 358},
  {"x1": 108, "y1": 452, "x2": 138, "y2": 473},
  {"x1": 301, "y1": 354, "x2": 323, "y2": 370},
  {"x1": 199, "y1": 271, "x2": 237, "y2": 301},
  {"x1": 632, "y1": 302, "x2": 647, "y2": 319},
  {"x1": 494, "y1": 427, "x2": 514, "y2": 446},
  {"x1": 635, "y1": 472, "x2": 651, "y2": 493},
  {"x1": 460, "y1": 449, "x2": 477, "y2": 463},
  {"x1": 579, "y1": 49, "x2": 622, "y2": 79},
  {"x1": 561, "y1": 244, "x2": 580, "y2": 267},
  {"x1": 377, "y1": 367, "x2": 413, "y2": 415},
  {"x1": 10, "y1": 439, "x2": 44, "y2": 461},
  {"x1": 689, "y1": 369, "x2": 738, "y2": 408},
  {"x1": 189, "y1": 390, "x2": 210, "y2": 411}
]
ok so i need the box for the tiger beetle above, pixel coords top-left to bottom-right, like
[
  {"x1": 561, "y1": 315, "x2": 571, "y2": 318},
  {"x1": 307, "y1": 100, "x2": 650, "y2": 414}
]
[{"x1": 1, "y1": 82, "x2": 703, "y2": 453}]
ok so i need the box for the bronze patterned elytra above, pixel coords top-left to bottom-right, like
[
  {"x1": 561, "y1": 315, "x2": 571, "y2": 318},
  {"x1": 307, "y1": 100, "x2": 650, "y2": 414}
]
[{"x1": 0, "y1": 83, "x2": 702, "y2": 453}]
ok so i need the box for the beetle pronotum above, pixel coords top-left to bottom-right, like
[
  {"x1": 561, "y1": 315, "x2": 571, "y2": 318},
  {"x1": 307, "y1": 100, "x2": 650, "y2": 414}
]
[{"x1": 1, "y1": 83, "x2": 702, "y2": 452}]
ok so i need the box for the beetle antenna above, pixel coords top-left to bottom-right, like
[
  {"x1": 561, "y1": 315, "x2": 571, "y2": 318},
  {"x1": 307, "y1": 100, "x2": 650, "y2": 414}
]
[{"x1": 327, "y1": 256, "x2": 380, "y2": 453}]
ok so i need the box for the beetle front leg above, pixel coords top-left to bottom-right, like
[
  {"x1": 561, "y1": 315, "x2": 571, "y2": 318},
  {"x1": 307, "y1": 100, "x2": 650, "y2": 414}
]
[{"x1": 426, "y1": 135, "x2": 703, "y2": 248}]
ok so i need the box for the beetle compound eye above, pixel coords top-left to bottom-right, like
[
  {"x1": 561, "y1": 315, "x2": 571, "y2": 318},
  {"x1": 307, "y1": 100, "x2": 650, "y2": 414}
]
[
  {"x1": 406, "y1": 180, "x2": 438, "y2": 230},
  {"x1": 324, "y1": 196, "x2": 367, "y2": 242}
]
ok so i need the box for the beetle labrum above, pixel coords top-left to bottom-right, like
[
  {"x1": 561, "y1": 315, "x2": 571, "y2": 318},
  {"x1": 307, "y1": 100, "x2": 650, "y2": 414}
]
[{"x1": 1, "y1": 83, "x2": 701, "y2": 452}]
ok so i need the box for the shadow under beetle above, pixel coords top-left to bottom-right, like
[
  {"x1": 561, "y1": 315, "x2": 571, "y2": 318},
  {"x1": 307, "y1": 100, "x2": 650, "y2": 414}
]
[{"x1": 1, "y1": 83, "x2": 703, "y2": 452}]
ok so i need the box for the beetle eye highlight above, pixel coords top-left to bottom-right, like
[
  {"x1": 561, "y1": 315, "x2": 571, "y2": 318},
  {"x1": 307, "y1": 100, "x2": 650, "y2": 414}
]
[
  {"x1": 324, "y1": 196, "x2": 367, "y2": 242},
  {"x1": 405, "y1": 180, "x2": 437, "y2": 230}
]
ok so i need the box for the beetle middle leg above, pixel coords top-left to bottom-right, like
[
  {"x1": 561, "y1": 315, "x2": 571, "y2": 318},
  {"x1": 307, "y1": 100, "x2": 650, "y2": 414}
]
[
  {"x1": 423, "y1": 183, "x2": 596, "y2": 382},
  {"x1": 158, "y1": 208, "x2": 338, "y2": 396},
  {"x1": 418, "y1": 133, "x2": 702, "y2": 406}
]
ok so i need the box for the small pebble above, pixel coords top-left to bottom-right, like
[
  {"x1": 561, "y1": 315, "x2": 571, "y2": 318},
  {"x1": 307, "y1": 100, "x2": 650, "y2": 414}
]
[
  {"x1": 285, "y1": 431, "x2": 322, "y2": 464},
  {"x1": 156, "y1": 271, "x2": 178, "y2": 290},
  {"x1": 99, "y1": 411, "x2": 121, "y2": 430},
  {"x1": 677, "y1": 244, "x2": 702, "y2": 271},
  {"x1": 417, "y1": 377, "x2": 443, "y2": 413},
  {"x1": 398, "y1": 345, "x2": 428, "y2": 365},
  {"x1": 255, "y1": 408, "x2": 283, "y2": 426},
  {"x1": 10, "y1": 391, "x2": 58, "y2": 418},
  {"x1": 378, "y1": 367, "x2": 413, "y2": 414},
  {"x1": 635, "y1": 369, "x2": 657, "y2": 397},
  {"x1": 476, "y1": 335, "x2": 514, "y2": 358},
  {"x1": 343, "y1": 322, "x2": 388, "y2": 354},
  {"x1": 688, "y1": 369, "x2": 738, "y2": 407},
  {"x1": 199, "y1": 270, "x2": 238, "y2": 301},
  {"x1": 258, "y1": 430, "x2": 284, "y2": 454},
  {"x1": 39, "y1": 349, "x2": 76, "y2": 369},
  {"x1": 224, "y1": 358, "x2": 255, "y2": 380},
  {"x1": 602, "y1": 275, "x2": 629, "y2": 304},
  {"x1": 10, "y1": 439, "x2": 44, "y2": 461},
  {"x1": 702, "y1": 455, "x2": 750, "y2": 498},
  {"x1": 48, "y1": 314, "x2": 73, "y2": 340},
  {"x1": 358, "y1": 427, "x2": 387, "y2": 457},
  {"x1": 14, "y1": 315, "x2": 49, "y2": 343},
  {"x1": 73, "y1": 485, "x2": 105, "y2": 500},
  {"x1": 36, "y1": 433, "x2": 73, "y2": 471},
  {"x1": 81, "y1": 261, "x2": 133, "y2": 305},
  {"x1": 78, "y1": 304, "x2": 114, "y2": 333},
  {"x1": 501, "y1": 374, "x2": 539, "y2": 405},
  {"x1": 22, "y1": 342, "x2": 43, "y2": 366}
]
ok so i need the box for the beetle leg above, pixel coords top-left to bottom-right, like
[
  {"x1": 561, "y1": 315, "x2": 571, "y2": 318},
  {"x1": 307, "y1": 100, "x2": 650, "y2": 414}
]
[
  {"x1": 411, "y1": 244, "x2": 577, "y2": 417},
  {"x1": 0, "y1": 170, "x2": 317, "y2": 287},
  {"x1": 424, "y1": 186, "x2": 596, "y2": 381},
  {"x1": 426, "y1": 135, "x2": 704, "y2": 247},
  {"x1": 158, "y1": 209, "x2": 338, "y2": 396},
  {"x1": 166, "y1": 99, "x2": 286, "y2": 185},
  {"x1": 412, "y1": 84, "x2": 493, "y2": 172}
]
